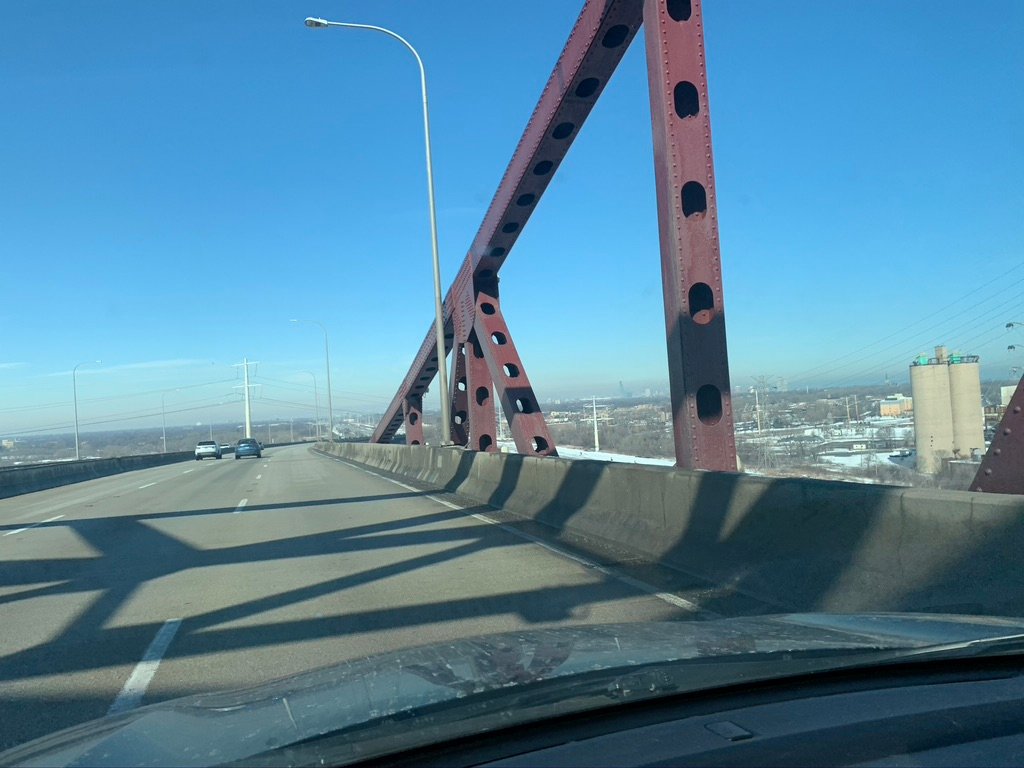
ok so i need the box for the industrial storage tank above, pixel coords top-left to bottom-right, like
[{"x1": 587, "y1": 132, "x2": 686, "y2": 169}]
[
  {"x1": 910, "y1": 347, "x2": 954, "y2": 474},
  {"x1": 948, "y1": 354, "x2": 984, "y2": 459}
]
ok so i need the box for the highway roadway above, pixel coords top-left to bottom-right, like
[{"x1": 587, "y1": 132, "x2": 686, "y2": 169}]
[{"x1": 0, "y1": 444, "x2": 749, "y2": 750}]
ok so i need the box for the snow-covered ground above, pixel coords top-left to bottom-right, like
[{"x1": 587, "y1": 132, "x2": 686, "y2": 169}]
[
  {"x1": 816, "y1": 450, "x2": 910, "y2": 470},
  {"x1": 498, "y1": 440, "x2": 674, "y2": 466}
]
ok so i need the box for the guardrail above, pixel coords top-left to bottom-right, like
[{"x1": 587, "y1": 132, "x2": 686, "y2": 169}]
[
  {"x1": 316, "y1": 442, "x2": 1024, "y2": 618},
  {"x1": 0, "y1": 452, "x2": 201, "y2": 499},
  {"x1": 0, "y1": 441, "x2": 328, "y2": 499}
]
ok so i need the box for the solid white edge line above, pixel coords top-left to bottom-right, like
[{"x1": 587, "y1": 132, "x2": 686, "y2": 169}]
[
  {"x1": 138, "y1": 482, "x2": 157, "y2": 489},
  {"x1": 3, "y1": 514, "x2": 65, "y2": 538},
  {"x1": 323, "y1": 453, "x2": 713, "y2": 616},
  {"x1": 232, "y1": 498, "x2": 248, "y2": 514},
  {"x1": 108, "y1": 619, "x2": 182, "y2": 715},
  {"x1": 183, "y1": 469, "x2": 194, "y2": 474}
]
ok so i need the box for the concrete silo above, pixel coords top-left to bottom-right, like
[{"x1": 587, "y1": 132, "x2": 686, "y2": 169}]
[
  {"x1": 910, "y1": 347, "x2": 954, "y2": 474},
  {"x1": 948, "y1": 353, "x2": 984, "y2": 459}
]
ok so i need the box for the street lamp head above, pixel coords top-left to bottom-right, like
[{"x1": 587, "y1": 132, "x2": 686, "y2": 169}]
[{"x1": 304, "y1": 17, "x2": 330, "y2": 28}]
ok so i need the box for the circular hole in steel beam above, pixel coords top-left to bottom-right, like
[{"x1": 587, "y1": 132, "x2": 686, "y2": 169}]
[
  {"x1": 491, "y1": 332, "x2": 507, "y2": 345},
  {"x1": 410, "y1": 440, "x2": 421, "y2": 445},
  {"x1": 478, "y1": 268, "x2": 495, "y2": 280},
  {"x1": 503, "y1": 363, "x2": 520, "y2": 379},
  {"x1": 454, "y1": 411, "x2": 466, "y2": 425},
  {"x1": 696, "y1": 385, "x2": 723, "y2": 425},
  {"x1": 479, "y1": 434, "x2": 494, "y2": 451},
  {"x1": 601, "y1": 25, "x2": 629, "y2": 48},
  {"x1": 475, "y1": 387, "x2": 490, "y2": 406},
  {"x1": 574, "y1": 77, "x2": 600, "y2": 98},
  {"x1": 515, "y1": 398, "x2": 535, "y2": 414},
  {"x1": 501, "y1": 222, "x2": 519, "y2": 234},
  {"x1": 552, "y1": 122, "x2": 575, "y2": 140},
  {"x1": 681, "y1": 181, "x2": 708, "y2": 217},
  {"x1": 480, "y1": 302, "x2": 496, "y2": 315},
  {"x1": 489, "y1": 247, "x2": 505, "y2": 258},
  {"x1": 457, "y1": 380, "x2": 467, "y2": 391},
  {"x1": 668, "y1": 0, "x2": 692, "y2": 21},
  {"x1": 674, "y1": 81, "x2": 699, "y2": 119},
  {"x1": 516, "y1": 193, "x2": 536, "y2": 207},
  {"x1": 409, "y1": 412, "x2": 419, "y2": 425},
  {"x1": 533, "y1": 160, "x2": 553, "y2": 175},
  {"x1": 532, "y1": 436, "x2": 550, "y2": 453},
  {"x1": 688, "y1": 282, "x2": 715, "y2": 325}
]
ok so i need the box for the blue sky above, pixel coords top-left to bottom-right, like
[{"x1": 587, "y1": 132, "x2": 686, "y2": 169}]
[{"x1": 1, "y1": 1, "x2": 1022, "y2": 435}]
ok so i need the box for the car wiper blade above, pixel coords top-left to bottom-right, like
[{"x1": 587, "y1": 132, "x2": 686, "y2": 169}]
[{"x1": 873, "y1": 632, "x2": 1024, "y2": 663}]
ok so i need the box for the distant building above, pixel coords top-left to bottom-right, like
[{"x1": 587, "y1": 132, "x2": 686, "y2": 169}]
[
  {"x1": 910, "y1": 346, "x2": 984, "y2": 473},
  {"x1": 0, "y1": 439, "x2": 13, "y2": 450},
  {"x1": 1001, "y1": 385, "x2": 1019, "y2": 407},
  {"x1": 879, "y1": 393, "x2": 913, "y2": 417}
]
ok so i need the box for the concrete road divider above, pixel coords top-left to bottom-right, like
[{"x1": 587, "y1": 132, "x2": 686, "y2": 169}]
[
  {"x1": 315, "y1": 442, "x2": 1024, "y2": 617},
  {"x1": 0, "y1": 452, "x2": 196, "y2": 499}
]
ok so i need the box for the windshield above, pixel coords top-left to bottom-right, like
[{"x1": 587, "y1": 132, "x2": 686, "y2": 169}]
[{"x1": 1, "y1": 0, "x2": 1021, "y2": 762}]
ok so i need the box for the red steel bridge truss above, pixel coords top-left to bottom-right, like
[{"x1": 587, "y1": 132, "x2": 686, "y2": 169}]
[
  {"x1": 368, "y1": 0, "x2": 1024, "y2": 491},
  {"x1": 371, "y1": 0, "x2": 735, "y2": 471}
]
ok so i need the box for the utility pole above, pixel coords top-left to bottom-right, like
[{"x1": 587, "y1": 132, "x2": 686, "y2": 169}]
[
  {"x1": 592, "y1": 396, "x2": 600, "y2": 452},
  {"x1": 234, "y1": 358, "x2": 258, "y2": 438}
]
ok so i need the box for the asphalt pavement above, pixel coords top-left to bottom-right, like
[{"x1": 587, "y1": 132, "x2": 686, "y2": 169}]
[{"x1": 0, "y1": 444, "x2": 741, "y2": 750}]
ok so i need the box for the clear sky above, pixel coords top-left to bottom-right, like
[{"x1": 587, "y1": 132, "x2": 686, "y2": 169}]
[{"x1": 1, "y1": 1, "x2": 1022, "y2": 435}]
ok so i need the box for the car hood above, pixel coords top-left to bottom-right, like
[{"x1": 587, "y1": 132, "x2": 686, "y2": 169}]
[{"x1": 6, "y1": 613, "x2": 1024, "y2": 767}]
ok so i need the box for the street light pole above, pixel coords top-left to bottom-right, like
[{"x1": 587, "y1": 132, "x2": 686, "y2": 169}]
[
  {"x1": 161, "y1": 391, "x2": 169, "y2": 454},
  {"x1": 300, "y1": 370, "x2": 322, "y2": 440},
  {"x1": 72, "y1": 360, "x2": 101, "y2": 461},
  {"x1": 291, "y1": 320, "x2": 334, "y2": 442},
  {"x1": 304, "y1": 16, "x2": 451, "y2": 445}
]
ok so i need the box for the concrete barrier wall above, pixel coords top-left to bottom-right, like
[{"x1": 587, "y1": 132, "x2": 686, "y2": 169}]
[
  {"x1": 317, "y1": 442, "x2": 1024, "y2": 617},
  {"x1": 0, "y1": 452, "x2": 197, "y2": 499}
]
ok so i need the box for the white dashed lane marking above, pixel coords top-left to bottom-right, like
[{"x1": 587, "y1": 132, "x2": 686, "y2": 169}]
[
  {"x1": 108, "y1": 619, "x2": 182, "y2": 715},
  {"x1": 3, "y1": 514, "x2": 65, "y2": 538}
]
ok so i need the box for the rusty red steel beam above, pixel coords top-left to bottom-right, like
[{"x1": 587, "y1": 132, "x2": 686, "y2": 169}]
[
  {"x1": 372, "y1": 0, "x2": 645, "y2": 446},
  {"x1": 643, "y1": 0, "x2": 737, "y2": 470},
  {"x1": 970, "y1": 376, "x2": 1024, "y2": 494}
]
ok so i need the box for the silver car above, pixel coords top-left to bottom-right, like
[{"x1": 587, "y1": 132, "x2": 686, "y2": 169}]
[{"x1": 194, "y1": 440, "x2": 222, "y2": 460}]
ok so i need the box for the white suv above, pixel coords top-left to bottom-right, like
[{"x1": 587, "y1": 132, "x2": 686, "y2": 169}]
[{"x1": 194, "y1": 440, "x2": 222, "y2": 460}]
